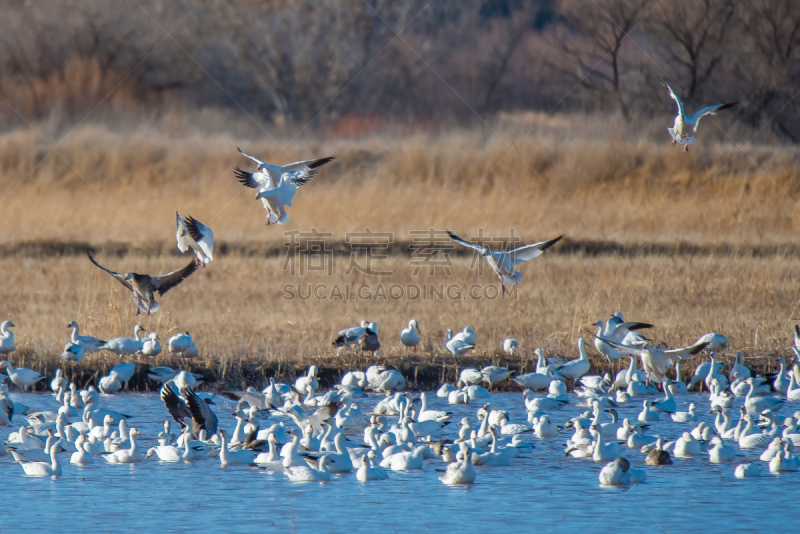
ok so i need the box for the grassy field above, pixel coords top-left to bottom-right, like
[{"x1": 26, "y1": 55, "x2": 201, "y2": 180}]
[
  {"x1": 1, "y1": 252, "x2": 798, "y2": 390},
  {"x1": 0, "y1": 114, "x2": 799, "y2": 390}
]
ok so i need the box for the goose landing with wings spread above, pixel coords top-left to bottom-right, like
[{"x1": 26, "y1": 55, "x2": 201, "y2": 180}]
[
  {"x1": 662, "y1": 82, "x2": 737, "y2": 152},
  {"x1": 234, "y1": 148, "x2": 336, "y2": 225},
  {"x1": 87, "y1": 252, "x2": 198, "y2": 315},
  {"x1": 447, "y1": 231, "x2": 563, "y2": 293},
  {"x1": 176, "y1": 212, "x2": 214, "y2": 266}
]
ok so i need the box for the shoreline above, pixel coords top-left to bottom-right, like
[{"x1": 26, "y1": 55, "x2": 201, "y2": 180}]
[{"x1": 1, "y1": 348, "x2": 788, "y2": 394}]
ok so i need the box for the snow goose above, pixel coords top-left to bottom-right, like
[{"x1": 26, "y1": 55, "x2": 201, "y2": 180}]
[
  {"x1": 503, "y1": 338, "x2": 520, "y2": 356},
  {"x1": 709, "y1": 380, "x2": 734, "y2": 410},
  {"x1": 674, "y1": 432, "x2": 702, "y2": 457},
  {"x1": 593, "y1": 317, "x2": 653, "y2": 368},
  {"x1": 88, "y1": 252, "x2": 197, "y2": 315},
  {"x1": 472, "y1": 427, "x2": 510, "y2": 466},
  {"x1": 774, "y1": 357, "x2": 791, "y2": 395},
  {"x1": 513, "y1": 369, "x2": 555, "y2": 391},
  {"x1": 626, "y1": 425, "x2": 657, "y2": 448},
  {"x1": 690, "y1": 421, "x2": 714, "y2": 441},
  {"x1": 254, "y1": 434, "x2": 283, "y2": 470},
  {"x1": 760, "y1": 437, "x2": 785, "y2": 461},
  {"x1": 457, "y1": 368, "x2": 482, "y2": 388},
  {"x1": 447, "y1": 231, "x2": 563, "y2": 293},
  {"x1": 66, "y1": 321, "x2": 105, "y2": 353},
  {"x1": 688, "y1": 359, "x2": 724, "y2": 391},
  {"x1": 0, "y1": 320, "x2": 16, "y2": 354},
  {"x1": 357, "y1": 450, "x2": 389, "y2": 481},
  {"x1": 332, "y1": 320, "x2": 370, "y2": 348},
  {"x1": 448, "y1": 390, "x2": 468, "y2": 405},
  {"x1": 481, "y1": 366, "x2": 513, "y2": 387},
  {"x1": 384, "y1": 445, "x2": 427, "y2": 470},
  {"x1": 523, "y1": 390, "x2": 568, "y2": 412},
  {"x1": 550, "y1": 338, "x2": 590, "y2": 381},
  {"x1": 417, "y1": 393, "x2": 450, "y2": 423},
  {"x1": 160, "y1": 383, "x2": 218, "y2": 439},
  {"x1": 738, "y1": 415, "x2": 774, "y2": 449},
  {"x1": 70, "y1": 435, "x2": 94, "y2": 465},
  {"x1": 236, "y1": 148, "x2": 335, "y2": 225},
  {"x1": 651, "y1": 383, "x2": 677, "y2": 413},
  {"x1": 662, "y1": 81, "x2": 737, "y2": 152},
  {"x1": 615, "y1": 356, "x2": 648, "y2": 389},
  {"x1": 109, "y1": 362, "x2": 136, "y2": 387},
  {"x1": 708, "y1": 436, "x2": 735, "y2": 463},
  {"x1": 147, "y1": 431, "x2": 199, "y2": 462},
  {"x1": 599, "y1": 457, "x2": 646, "y2": 486},
  {"x1": 147, "y1": 366, "x2": 180, "y2": 384},
  {"x1": 786, "y1": 373, "x2": 800, "y2": 401},
  {"x1": 176, "y1": 212, "x2": 214, "y2": 266},
  {"x1": 597, "y1": 335, "x2": 710, "y2": 384},
  {"x1": 341, "y1": 371, "x2": 366, "y2": 388},
  {"x1": 669, "y1": 363, "x2": 688, "y2": 394},
  {"x1": 534, "y1": 414, "x2": 559, "y2": 437},
  {"x1": 437, "y1": 383, "x2": 456, "y2": 398},
  {"x1": 50, "y1": 369, "x2": 66, "y2": 394},
  {"x1": 103, "y1": 428, "x2": 143, "y2": 463},
  {"x1": 734, "y1": 463, "x2": 762, "y2": 478},
  {"x1": 637, "y1": 400, "x2": 659, "y2": 422},
  {"x1": 692, "y1": 333, "x2": 729, "y2": 352},
  {"x1": 645, "y1": 439, "x2": 673, "y2": 465},
  {"x1": 218, "y1": 429, "x2": 255, "y2": 466},
  {"x1": 744, "y1": 378, "x2": 785, "y2": 414},
  {"x1": 1, "y1": 361, "x2": 45, "y2": 390},
  {"x1": 285, "y1": 455, "x2": 333, "y2": 481},
  {"x1": 19, "y1": 440, "x2": 62, "y2": 477},
  {"x1": 769, "y1": 443, "x2": 800, "y2": 473},
  {"x1": 102, "y1": 325, "x2": 145, "y2": 357},
  {"x1": 98, "y1": 371, "x2": 122, "y2": 394},
  {"x1": 141, "y1": 333, "x2": 162, "y2": 357},
  {"x1": 590, "y1": 426, "x2": 622, "y2": 461},
  {"x1": 446, "y1": 327, "x2": 475, "y2": 356},
  {"x1": 729, "y1": 352, "x2": 750, "y2": 381},
  {"x1": 60, "y1": 341, "x2": 85, "y2": 364},
  {"x1": 295, "y1": 366, "x2": 319, "y2": 396},
  {"x1": 440, "y1": 445, "x2": 476, "y2": 485},
  {"x1": 173, "y1": 370, "x2": 203, "y2": 391},
  {"x1": 400, "y1": 320, "x2": 421, "y2": 351},
  {"x1": 168, "y1": 332, "x2": 198, "y2": 359}
]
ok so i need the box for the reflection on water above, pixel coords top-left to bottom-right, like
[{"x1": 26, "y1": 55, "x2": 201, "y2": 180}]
[{"x1": 0, "y1": 391, "x2": 796, "y2": 533}]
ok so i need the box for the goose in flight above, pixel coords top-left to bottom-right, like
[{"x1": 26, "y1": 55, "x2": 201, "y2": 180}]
[
  {"x1": 87, "y1": 252, "x2": 198, "y2": 315},
  {"x1": 447, "y1": 231, "x2": 563, "y2": 293},
  {"x1": 235, "y1": 148, "x2": 336, "y2": 225},
  {"x1": 160, "y1": 383, "x2": 218, "y2": 439},
  {"x1": 662, "y1": 81, "x2": 737, "y2": 152},
  {"x1": 176, "y1": 212, "x2": 214, "y2": 266},
  {"x1": 594, "y1": 334, "x2": 710, "y2": 383}
]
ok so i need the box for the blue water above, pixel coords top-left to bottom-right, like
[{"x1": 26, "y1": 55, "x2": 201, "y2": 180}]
[{"x1": 1, "y1": 390, "x2": 797, "y2": 533}]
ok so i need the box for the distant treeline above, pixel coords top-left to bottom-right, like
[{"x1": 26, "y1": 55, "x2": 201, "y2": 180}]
[{"x1": 0, "y1": 0, "x2": 798, "y2": 140}]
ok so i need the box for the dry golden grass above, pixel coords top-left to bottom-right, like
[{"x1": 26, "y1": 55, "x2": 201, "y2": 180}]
[
  {"x1": 1, "y1": 251, "x2": 798, "y2": 389},
  {"x1": 1, "y1": 113, "x2": 799, "y2": 389},
  {"x1": 0, "y1": 111, "x2": 799, "y2": 248}
]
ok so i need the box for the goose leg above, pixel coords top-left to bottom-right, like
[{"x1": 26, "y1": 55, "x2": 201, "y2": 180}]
[{"x1": 684, "y1": 144, "x2": 689, "y2": 152}]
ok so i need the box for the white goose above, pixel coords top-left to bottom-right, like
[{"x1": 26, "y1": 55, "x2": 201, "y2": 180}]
[
  {"x1": 70, "y1": 435, "x2": 95, "y2": 465},
  {"x1": 1, "y1": 361, "x2": 45, "y2": 390},
  {"x1": 60, "y1": 342, "x2": 85, "y2": 364},
  {"x1": 447, "y1": 231, "x2": 563, "y2": 293},
  {"x1": 176, "y1": 212, "x2": 214, "y2": 266},
  {"x1": 550, "y1": 339, "x2": 590, "y2": 381},
  {"x1": 236, "y1": 148, "x2": 336, "y2": 225},
  {"x1": 503, "y1": 338, "x2": 520, "y2": 356},
  {"x1": 102, "y1": 326, "x2": 145, "y2": 357},
  {"x1": 0, "y1": 321, "x2": 16, "y2": 354},
  {"x1": 662, "y1": 81, "x2": 737, "y2": 152},
  {"x1": 744, "y1": 378, "x2": 785, "y2": 414},
  {"x1": 19, "y1": 440, "x2": 62, "y2": 477},
  {"x1": 168, "y1": 332, "x2": 198, "y2": 359},
  {"x1": 446, "y1": 327, "x2": 476, "y2": 356},
  {"x1": 400, "y1": 320, "x2": 421, "y2": 351},
  {"x1": 357, "y1": 451, "x2": 389, "y2": 481},
  {"x1": 66, "y1": 321, "x2": 105, "y2": 353},
  {"x1": 598, "y1": 457, "x2": 646, "y2": 486},
  {"x1": 708, "y1": 437, "x2": 735, "y2": 463},
  {"x1": 141, "y1": 333, "x2": 162, "y2": 357},
  {"x1": 98, "y1": 371, "x2": 123, "y2": 394},
  {"x1": 734, "y1": 463, "x2": 762, "y2": 478},
  {"x1": 103, "y1": 428, "x2": 143, "y2": 463},
  {"x1": 285, "y1": 455, "x2": 333, "y2": 482},
  {"x1": 440, "y1": 445, "x2": 476, "y2": 485},
  {"x1": 219, "y1": 429, "x2": 255, "y2": 466}
]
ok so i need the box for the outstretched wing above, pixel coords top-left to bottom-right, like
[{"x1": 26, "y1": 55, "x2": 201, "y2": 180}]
[
  {"x1": 234, "y1": 167, "x2": 270, "y2": 189},
  {"x1": 509, "y1": 235, "x2": 564, "y2": 265},
  {"x1": 592, "y1": 334, "x2": 643, "y2": 357},
  {"x1": 663, "y1": 341, "x2": 710, "y2": 362},
  {"x1": 280, "y1": 155, "x2": 337, "y2": 185},
  {"x1": 687, "y1": 102, "x2": 738, "y2": 131},
  {"x1": 152, "y1": 260, "x2": 198, "y2": 296},
  {"x1": 662, "y1": 81, "x2": 685, "y2": 118},
  {"x1": 160, "y1": 383, "x2": 191, "y2": 427},
  {"x1": 237, "y1": 147, "x2": 267, "y2": 169},
  {"x1": 87, "y1": 252, "x2": 133, "y2": 292},
  {"x1": 447, "y1": 231, "x2": 488, "y2": 255},
  {"x1": 184, "y1": 216, "x2": 206, "y2": 243},
  {"x1": 185, "y1": 386, "x2": 218, "y2": 436}
]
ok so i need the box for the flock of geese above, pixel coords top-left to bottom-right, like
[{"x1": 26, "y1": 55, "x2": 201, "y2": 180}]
[
  {"x1": 0, "y1": 87, "x2": 766, "y2": 490},
  {"x1": 3, "y1": 312, "x2": 800, "y2": 487}
]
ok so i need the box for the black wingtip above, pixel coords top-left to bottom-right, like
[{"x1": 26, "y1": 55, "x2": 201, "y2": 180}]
[
  {"x1": 718, "y1": 102, "x2": 738, "y2": 112},
  {"x1": 307, "y1": 155, "x2": 337, "y2": 169},
  {"x1": 541, "y1": 235, "x2": 565, "y2": 251}
]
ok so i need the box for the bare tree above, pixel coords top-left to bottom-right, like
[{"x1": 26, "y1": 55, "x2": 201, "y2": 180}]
[
  {"x1": 553, "y1": 0, "x2": 655, "y2": 120},
  {"x1": 647, "y1": 0, "x2": 735, "y2": 100}
]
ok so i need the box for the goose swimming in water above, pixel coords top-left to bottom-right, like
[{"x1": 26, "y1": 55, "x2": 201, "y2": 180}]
[{"x1": 599, "y1": 457, "x2": 646, "y2": 486}]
